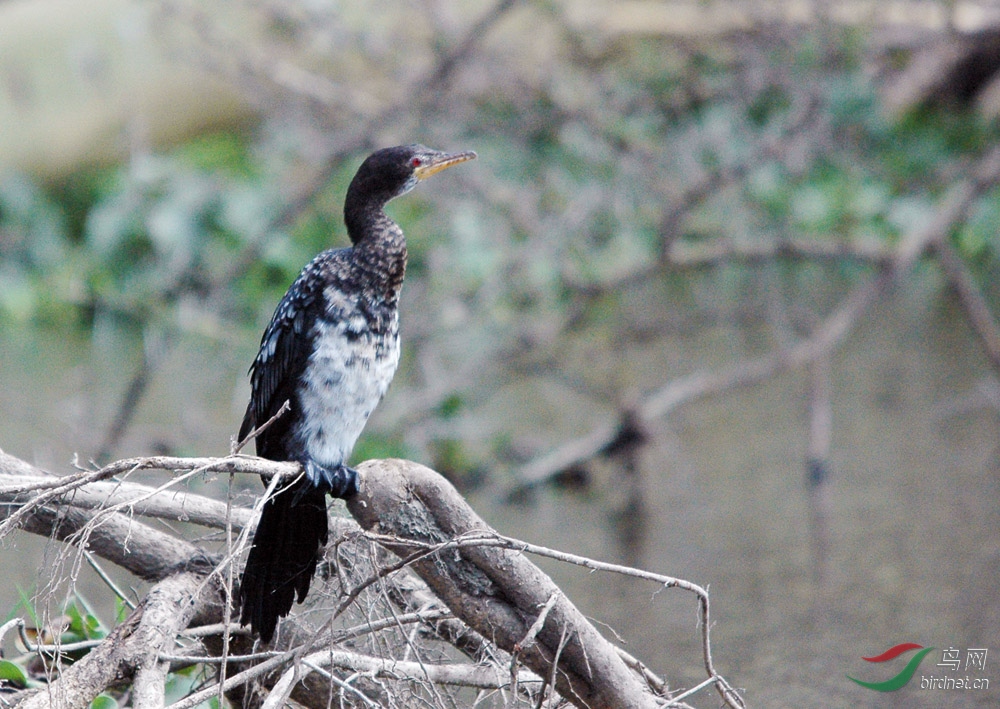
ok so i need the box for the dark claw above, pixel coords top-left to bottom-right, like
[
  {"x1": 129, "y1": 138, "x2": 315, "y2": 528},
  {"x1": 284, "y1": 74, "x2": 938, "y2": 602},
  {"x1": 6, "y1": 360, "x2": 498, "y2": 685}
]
[
  {"x1": 331, "y1": 464, "x2": 360, "y2": 498},
  {"x1": 301, "y1": 460, "x2": 359, "y2": 498}
]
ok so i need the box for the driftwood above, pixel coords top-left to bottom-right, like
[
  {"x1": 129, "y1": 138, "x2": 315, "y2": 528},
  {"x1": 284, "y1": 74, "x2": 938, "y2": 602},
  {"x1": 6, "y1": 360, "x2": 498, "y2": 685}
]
[
  {"x1": 350, "y1": 459, "x2": 661, "y2": 709},
  {"x1": 0, "y1": 450, "x2": 743, "y2": 709},
  {"x1": 16, "y1": 573, "x2": 223, "y2": 709}
]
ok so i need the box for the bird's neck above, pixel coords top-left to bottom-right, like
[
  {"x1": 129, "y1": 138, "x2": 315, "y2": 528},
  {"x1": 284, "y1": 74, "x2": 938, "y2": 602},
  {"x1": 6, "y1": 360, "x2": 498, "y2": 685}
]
[{"x1": 344, "y1": 203, "x2": 408, "y2": 303}]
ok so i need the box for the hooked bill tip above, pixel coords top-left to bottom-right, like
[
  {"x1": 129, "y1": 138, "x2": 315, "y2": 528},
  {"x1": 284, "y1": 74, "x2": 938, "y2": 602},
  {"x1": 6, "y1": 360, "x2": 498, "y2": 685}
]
[{"x1": 414, "y1": 150, "x2": 477, "y2": 180}]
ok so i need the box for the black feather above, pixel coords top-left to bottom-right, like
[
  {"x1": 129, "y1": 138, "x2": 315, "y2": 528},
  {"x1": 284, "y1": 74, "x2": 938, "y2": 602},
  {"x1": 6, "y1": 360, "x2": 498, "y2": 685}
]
[
  {"x1": 238, "y1": 479, "x2": 328, "y2": 643},
  {"x1": 237, "y1": 145, "x2": 474, "y2": 642}
]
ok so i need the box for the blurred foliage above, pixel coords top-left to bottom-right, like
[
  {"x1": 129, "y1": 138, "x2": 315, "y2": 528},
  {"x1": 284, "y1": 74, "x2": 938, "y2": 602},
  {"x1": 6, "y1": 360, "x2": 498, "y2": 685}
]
[
  {"x1": 1, "y1": 132, "x2": 278, "y2": 331},
  {"x1": 1, "y1": 591, "x2": 215, "y2": 708},
  {"x1": 2, "y1": 26, "x2": 998, "y2": 335},
  {"x1": 2, "y1": 593, "x2": 108, "y2": 692},
  {"x1": 1, "y1": 12, "x2": 999, "y2": 469}
]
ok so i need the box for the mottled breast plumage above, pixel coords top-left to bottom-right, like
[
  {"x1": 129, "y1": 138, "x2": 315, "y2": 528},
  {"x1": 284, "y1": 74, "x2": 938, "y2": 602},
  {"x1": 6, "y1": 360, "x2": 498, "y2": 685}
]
[
  {"x1": 240, "y1": 247, "x2": 401, "y2": 474},
  {"x1": 239, "y1": 144, "x2": 474, "y2": 642}
]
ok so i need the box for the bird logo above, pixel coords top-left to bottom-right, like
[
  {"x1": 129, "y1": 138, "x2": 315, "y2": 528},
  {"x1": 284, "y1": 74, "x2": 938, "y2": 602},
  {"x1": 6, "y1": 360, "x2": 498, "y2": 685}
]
[{"x1": 847, "y1": 642, "x2": 934, "y2": 692}]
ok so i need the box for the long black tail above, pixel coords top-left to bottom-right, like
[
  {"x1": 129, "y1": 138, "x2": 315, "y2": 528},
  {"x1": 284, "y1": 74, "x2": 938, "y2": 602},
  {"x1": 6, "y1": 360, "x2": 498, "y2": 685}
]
[{"x1": 239, "y1": 478, "x2": 329, "y2": 642}]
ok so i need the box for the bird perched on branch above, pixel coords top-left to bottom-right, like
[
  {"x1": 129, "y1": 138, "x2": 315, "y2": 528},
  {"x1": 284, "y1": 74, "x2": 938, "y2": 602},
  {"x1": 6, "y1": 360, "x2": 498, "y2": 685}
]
[{"x1": 238, "y1": 145, "x2": 476, "y2": 642}]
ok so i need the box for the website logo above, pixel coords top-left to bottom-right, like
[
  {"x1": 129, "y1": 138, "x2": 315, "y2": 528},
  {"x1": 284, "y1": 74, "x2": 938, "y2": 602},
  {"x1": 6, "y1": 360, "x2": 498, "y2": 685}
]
[
  {"x1": 848, "y1": 643, "x2": 991, "y2": 693},
  {"x1": 847, "y1": 642, "x2": 934, "y2": 691}
]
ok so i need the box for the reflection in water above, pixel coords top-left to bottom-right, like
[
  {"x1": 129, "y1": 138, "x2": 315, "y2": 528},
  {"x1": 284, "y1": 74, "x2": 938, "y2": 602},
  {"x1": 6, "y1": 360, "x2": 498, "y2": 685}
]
[
  {"x1": 473, "y1": 289, "x2": 999, "y2": 707},
  {"x1": 1, "y1": 285, "x2": 998, "y2": 707}
]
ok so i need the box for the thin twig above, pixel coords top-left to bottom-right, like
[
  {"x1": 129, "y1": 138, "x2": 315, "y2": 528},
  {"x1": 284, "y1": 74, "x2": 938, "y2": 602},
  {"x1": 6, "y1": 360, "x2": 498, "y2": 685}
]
[
  {"x1": 84, "y1": 552, "x2": 137, "y2": 610},
  {"x1": 165, "y1": 650, "x2": 297, "y2": 709},
  {"x1": 232, "y1": 400, "x2": 291, "y2": 455},
  {"x1": 515, "y1": 592, "x2": 560, "y2": 654},
  {"x1": 158, "y1": 650, "x2": 282, "y2": 664},
  {"x1": 361, "y1": 528, "x2": 744, "y2": 708},
  {"x1": 663, "y1": 676, "x2": 718, "y2": 707},
  {"x1": 304, "y1": 662, "x2": 381, "y2": 707},
  {"x1": 162, "y1": 609, "x2": 455, "y2": 666},
  {"x1": 934, "y1": 238, "x2": 1000, "y2": 372}
]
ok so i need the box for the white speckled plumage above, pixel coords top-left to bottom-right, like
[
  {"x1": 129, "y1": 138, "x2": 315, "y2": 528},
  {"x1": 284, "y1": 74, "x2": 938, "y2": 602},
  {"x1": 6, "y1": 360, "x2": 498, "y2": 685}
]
[
  {"x1": 295, "y1": 308, "x2": 400, "y2": 485},
  {"x1": 239, "y1": 145, "x2": 475, "y2": 643}
]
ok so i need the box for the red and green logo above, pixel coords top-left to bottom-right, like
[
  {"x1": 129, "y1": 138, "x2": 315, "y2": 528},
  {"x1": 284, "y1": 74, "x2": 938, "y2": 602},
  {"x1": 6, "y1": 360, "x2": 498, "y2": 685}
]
[{"x1": 848, "y1": 643, "x2": 935, "y2": 691}]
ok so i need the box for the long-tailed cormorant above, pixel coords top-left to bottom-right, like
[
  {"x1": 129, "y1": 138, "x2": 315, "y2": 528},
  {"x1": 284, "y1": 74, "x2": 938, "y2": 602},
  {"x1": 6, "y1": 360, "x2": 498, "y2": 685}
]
[{"x1": 238, "y1": 145, "x2": 476, "y2": 642}]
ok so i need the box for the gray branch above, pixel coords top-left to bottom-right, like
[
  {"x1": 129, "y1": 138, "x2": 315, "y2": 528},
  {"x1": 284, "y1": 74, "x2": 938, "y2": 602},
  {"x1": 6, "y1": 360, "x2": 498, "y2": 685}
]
[
  {"x1": 349, "y1": 458, "x2": 666, "y2": 709},
  {"x1": 17, "y1": 573, "x2": 223, "y2": 709},
  {"x1": 0, "y1": 449, "x2": 740, "y2": 708}
]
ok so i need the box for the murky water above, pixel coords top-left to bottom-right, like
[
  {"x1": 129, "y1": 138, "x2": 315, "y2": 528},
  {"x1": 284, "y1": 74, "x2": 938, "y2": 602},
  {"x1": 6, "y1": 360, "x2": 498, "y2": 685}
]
[
  {"x1": 2, "y1": 277, "x2": 998, "y2": 707},
  {"x1": 466, "y1": 280, "x2": 1000, "y2": 708}
]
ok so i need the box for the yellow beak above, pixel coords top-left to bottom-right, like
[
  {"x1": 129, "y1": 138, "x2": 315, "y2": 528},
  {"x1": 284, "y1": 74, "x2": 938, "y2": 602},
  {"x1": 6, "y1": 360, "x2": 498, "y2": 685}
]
[{"x1": 414, "y1": 150, "x2": 477, "y2": 180}]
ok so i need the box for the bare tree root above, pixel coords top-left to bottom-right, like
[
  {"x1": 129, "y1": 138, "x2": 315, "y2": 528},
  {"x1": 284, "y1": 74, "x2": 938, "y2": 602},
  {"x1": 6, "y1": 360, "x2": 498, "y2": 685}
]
[
  {"x1": 0, "y1": 450, "x2": 743, "y2": 708},
  {"x1": 16, "y1": 573, "x2": 223, "y2": 709},
  {"x1": 348, "y1": 458, "x2": 743, "y2": 709}
]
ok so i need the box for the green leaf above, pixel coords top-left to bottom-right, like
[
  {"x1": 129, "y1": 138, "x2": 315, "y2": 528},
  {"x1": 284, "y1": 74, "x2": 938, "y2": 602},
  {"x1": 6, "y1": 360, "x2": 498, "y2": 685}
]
[
  {"x1": 0, "y1": 660, "x2": 28, "y2": 688},
  {"x1": 89, "y1": 693, "x2": 119, "y2": 709},
  {"x1": 114, "y1": 598, "x2": 129, "y2": 624},
  {"x1": 64, "y1": 602, "x2": 85, "y2": 636},
  {"x1": 12, "y1": 587, "x2": 40, "y2": 627},
  {"x1": 85, "y1": 614, "x2": 104, "y2": 638}
]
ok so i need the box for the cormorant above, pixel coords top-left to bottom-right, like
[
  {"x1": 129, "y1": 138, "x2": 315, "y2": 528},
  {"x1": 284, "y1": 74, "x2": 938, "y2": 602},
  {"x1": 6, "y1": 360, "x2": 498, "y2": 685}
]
[{"x1": 238, "y1": 145, "x2": 476, "y2": 642}]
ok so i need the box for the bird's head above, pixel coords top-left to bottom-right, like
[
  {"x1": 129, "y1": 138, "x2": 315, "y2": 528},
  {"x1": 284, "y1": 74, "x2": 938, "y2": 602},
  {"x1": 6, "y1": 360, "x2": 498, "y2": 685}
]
[{"x1": 347, "y1": 144, "x2": 477, "y2": 208}]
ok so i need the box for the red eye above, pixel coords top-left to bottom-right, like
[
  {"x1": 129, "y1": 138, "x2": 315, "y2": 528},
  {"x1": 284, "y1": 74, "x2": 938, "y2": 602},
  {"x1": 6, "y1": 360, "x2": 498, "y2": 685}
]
[{"x1": 410, "y1": 157, "x2": 423, "y2": 167}]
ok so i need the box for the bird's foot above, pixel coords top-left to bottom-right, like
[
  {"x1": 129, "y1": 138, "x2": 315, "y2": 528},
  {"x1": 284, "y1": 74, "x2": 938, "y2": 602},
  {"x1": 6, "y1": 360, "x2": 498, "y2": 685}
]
[{"x1": 302, "y1": 460, "x2": 359, "y2": 498}]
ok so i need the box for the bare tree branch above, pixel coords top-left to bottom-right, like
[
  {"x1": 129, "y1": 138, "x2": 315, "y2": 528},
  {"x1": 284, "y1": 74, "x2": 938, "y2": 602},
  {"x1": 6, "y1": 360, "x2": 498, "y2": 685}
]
[
  {"x1": 507, "y1": 142, "x2": 1000, "y2": 495},
  {"x1": 0, "y1": 452, "x2": 298, "y2": 538},
  {"x1": 17, "y1": 572, "x2": 223, "y2": 709},
  {"x1": 0, "y1": 473, "x2": 251, "y2": 530},
  {"x1": 933, "y1": 230, "x2": 1000, "y2": 373},
  {"x1": 1, "y1": 449, "x2": 742, "y2": 709},
  {"x1": 348, "y1": 458, "x2": 743, "y2": 709}
]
